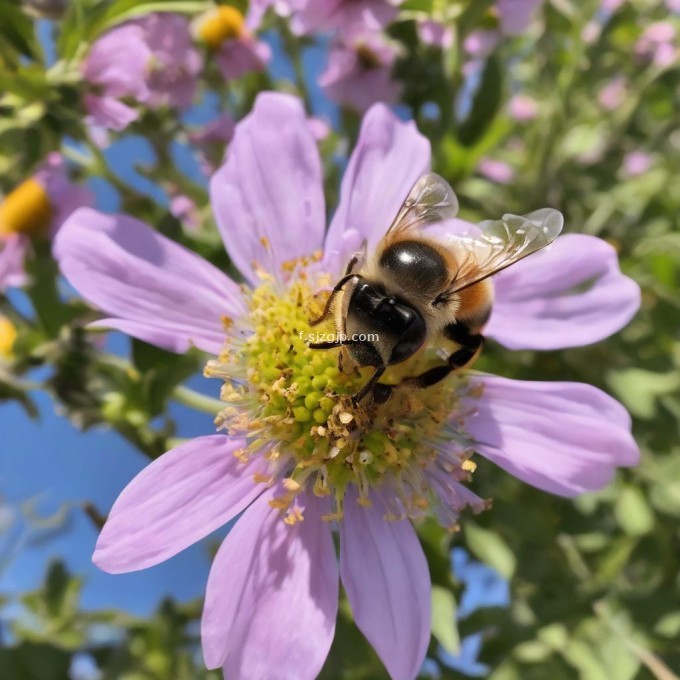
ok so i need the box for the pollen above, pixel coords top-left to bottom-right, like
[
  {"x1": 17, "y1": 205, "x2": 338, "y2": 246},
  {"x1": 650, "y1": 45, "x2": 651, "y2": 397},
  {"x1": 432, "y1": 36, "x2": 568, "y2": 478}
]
[
  {"x1": 207, "y1": 274, "x2": 479, "y2": 523},
  {"x1": 194, "y1": 5, "x2": 246, "y2": 49},
  {"x1": 0, "y1": 177, "x2": 52, "y2": 238}
]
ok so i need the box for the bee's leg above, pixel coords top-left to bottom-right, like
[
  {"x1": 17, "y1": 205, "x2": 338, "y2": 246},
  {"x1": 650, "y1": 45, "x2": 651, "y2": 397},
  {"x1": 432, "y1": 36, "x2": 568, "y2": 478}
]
[
  {"x1": 352, "y1": 366, "x2": 386, "y2": 405},
  {"x1": 308, "y1": 339, "x2": 360, "y2": 350},
  {"x1": 310, "y1": 273, "x2": 358, "y2": 326},
  {"x1": 384, "y1": 324, "x2": 484, "y2": 397}
]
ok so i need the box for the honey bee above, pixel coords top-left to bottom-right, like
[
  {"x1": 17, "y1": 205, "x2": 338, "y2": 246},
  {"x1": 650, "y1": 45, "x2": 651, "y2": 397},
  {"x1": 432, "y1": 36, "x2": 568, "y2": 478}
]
[{"x1": 309, "y1": 174, "x2": 563, "y2": 404}]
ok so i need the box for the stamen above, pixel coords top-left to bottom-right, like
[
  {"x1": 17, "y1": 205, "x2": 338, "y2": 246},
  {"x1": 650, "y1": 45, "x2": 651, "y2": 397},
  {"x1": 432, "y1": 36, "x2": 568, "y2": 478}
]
[{"x1": 207, "y1": 269, "x2": 485, "y2": 523}]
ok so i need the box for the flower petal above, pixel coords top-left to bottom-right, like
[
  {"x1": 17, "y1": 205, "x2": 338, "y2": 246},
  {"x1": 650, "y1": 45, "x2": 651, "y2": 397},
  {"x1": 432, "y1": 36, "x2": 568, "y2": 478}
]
[
  {"x1": 93, "y1": 435, "x2": 265, "y2": 573},
  {"x1": 0, "y1": 236, "x2": 28, "y2": 290},
  {"x1": 210, "y1": 92, "x2": 326, "y2": 286},
  {"x1": 486, "y1": 234, "x2": 641, "y2": 350},
  {"x1": 323, "y1": 104, "x2": 430, "y2": 273},
  {"x1": 465, "y1": 375, "x2": 640, "y2": 497},
  {"x1": 340, "y1": 490, "x2": 430, "y2": 680},
  {"x1": 202, "y1": 489, "x2": 338, "y2": 678},
  {"x1": 53, "y1": 208, "x2": 245, "y2": 354}
]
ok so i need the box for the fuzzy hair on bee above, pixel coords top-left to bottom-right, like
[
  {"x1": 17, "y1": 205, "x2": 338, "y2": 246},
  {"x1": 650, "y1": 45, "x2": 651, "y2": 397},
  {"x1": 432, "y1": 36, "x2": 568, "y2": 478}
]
[{"x1": 309, "y1": 173, "x2": 564, "y2": 404}]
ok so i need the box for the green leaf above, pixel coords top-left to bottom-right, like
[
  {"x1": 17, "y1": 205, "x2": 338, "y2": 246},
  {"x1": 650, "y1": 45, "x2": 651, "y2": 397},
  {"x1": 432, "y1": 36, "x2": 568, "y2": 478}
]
[
  {"x1": 463, "y1": 522, "x2": 516, "y2": 579},
  {"x1": 431, "y1": 586, "x2": 459, "y2": 655},
  {"x1": 606, "y1": 368, "x2": 680, "y2": 420},
  {"x1": 614, "y1": 486, "x2": 654, "y2": 537},
  {"x1": 0, "y1": 1, "x2": 42, "y2": 61},
  {"x1": 457, "y1": 55, "x2": 503, "y2": 147}
]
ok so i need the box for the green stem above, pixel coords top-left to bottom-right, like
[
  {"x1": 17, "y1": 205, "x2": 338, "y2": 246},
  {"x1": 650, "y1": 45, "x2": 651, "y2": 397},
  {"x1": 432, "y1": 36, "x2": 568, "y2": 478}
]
[{"x1": 172, "y1": 384, "x2": 224, "y2": 414}]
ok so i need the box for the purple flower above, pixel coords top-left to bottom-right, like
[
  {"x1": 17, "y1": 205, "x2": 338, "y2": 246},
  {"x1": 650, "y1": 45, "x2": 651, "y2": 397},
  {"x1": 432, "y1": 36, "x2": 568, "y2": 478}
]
[
  {"x1": 497, "y1": 0, "x2": 543, "y2": 35},
  {"x1": 508, "y1": 94, "x2": 538, "y2": 121},
  {"x1": 0, "y1": 237, "x2": 29, "y2": 290},
  {"x1": 622, "y1": 150, "x2": 653, "y2": 177},
  {"x1": 192, "y1": 5, "x2": 270, "y2": 80},
  {"x1": 477, "y1": 158, "x2": 515, "y2": 184},
  {"x1": 417, "y1": 19, "x2": 454, "y2": 49},
  {"x1": 288, "y1": 0, "x2": 400, "y2": 37},
  {"x1": 0, "y1": 153, "x2": 93, "y2": 290},
  {"x1": 55, "y1": 93, "x2": 640, "y2": 680},
  {"x1": 598, "y1": 77, "x2": 628, "y2": 111},
  {"x1": 635, "y1": 21, "x2": 678, "y2": 68},
  {"x1": 319, "y1": 34, "x2": 401, "y2": 112},
  {"x1": 82, "y1": 14, "x2": 202, "y2": 131}
]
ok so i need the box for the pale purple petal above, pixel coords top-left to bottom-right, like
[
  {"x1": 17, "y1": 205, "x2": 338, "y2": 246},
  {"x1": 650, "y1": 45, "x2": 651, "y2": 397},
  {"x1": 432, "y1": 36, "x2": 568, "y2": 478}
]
[
  {"x1": 210, "y1": 92, "x2": 326, "y2": 285},
  {"x1": 340, "y1": 490, "x2": 430, "y2": 680},
  {"x1": 35, "y1": 153, "x2": 94, "y2": 234},
  {"x1": 202, "y1": 489, "x2": 338, "y2": 678},
  {"x1": 0, "y1": 236, "x2": 29, "y2": 290},
  {"x1": 291, "y1": 0, "x2": 398, "y2": 36},
  {"x1": 93, "y1": 435, "x2": 265, "y2": 573},
  {"x1": 497, "y1": 0, "x2": 543, "y2": 35},
  {"x1": 323, "y1": 103, "x2": 430, "y2": 272},
  {"x1": 84, "y1": 94, "x2": 139, "y2": 132},
  {"x1": 82, "y1": 25, "x2": 151, "y2": 99},
  {"x1": 53, "y1": 208, "x2": 246, "y2": 354},
  {"x1": 215, "y1": 37, "x2": 271, "y2": 79},
  {"x1": 418, "y1": 19, "x2": 454, "y2": 48},
  {"x1": 486, "y1": 234, "x2": 640, "y2": 350},
  {"x1": 464, "y1": 375, "x2": 639, "y2": 497}
]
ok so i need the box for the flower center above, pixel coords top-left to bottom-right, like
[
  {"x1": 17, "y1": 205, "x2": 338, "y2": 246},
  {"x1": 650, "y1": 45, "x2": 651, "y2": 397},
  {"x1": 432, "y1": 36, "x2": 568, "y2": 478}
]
[
  {"x1": 0, "y1": 178, "x2": 52, "y2": 238},
  {"x1": 194, "y1": 6, "x2": 246, "y2": 48},
  {"x1": 206, "y1": 272, "x2": 479, "y2": 524}
]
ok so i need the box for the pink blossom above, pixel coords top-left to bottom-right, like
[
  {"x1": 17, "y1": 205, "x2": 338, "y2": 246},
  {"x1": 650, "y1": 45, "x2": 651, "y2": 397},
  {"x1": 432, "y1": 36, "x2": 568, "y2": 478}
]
[
  {"x1": 464, "y1": 29, "x2": 500, "y2": 58},
  {"x1": 508, "y1": 94, "x2": 538, "y2": 121},
  {"x1": 497, "y1": 0, "x2": 543, "y2": 35},
  {"x1": 319, "y1": 34, "x2": 401, "y2": 112},
  {"x1": 635, "y1": 21, "x2": 678, "y2": 68},
  {"x1": 478, "y1": 158, "x2": 515, "y2": 184},
  {"x1": 623, "y1": 150, "x2": 652, "y2": 177},
  {"x1": 169, "y1": 194, "x2": 201, "y2": 231},
  {"x1": 55, "y1": 93, "x2": 640, "y2": 679},
  {"x1": 82, "y1": 14, "x2": 202, "y2": 131},
  {"x1": 0, "y1": 237, "x2": 29, "y2": 290},
  {"x1": 598, "y1": 77, "x2": 628, "y2": 111},
  {"x1": 418, "y1": 19, "x2": 454, "y2": 49}
]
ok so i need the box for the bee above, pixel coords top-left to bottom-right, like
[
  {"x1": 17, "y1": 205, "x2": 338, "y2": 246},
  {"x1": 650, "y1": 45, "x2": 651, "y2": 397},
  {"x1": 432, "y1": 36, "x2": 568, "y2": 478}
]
[{"x1": 309, "y1": 174, "x2": 564, "y2": 404}]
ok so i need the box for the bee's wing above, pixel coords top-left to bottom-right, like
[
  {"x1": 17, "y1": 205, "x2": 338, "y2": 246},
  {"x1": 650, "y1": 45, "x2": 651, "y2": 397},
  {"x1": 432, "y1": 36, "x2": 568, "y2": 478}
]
[
  {"x1": 444, "y1": 208, "x2": 564, "y2": 293},
  {"x1": 384, "y1": 173, "x2": 460, "y2": 241}
]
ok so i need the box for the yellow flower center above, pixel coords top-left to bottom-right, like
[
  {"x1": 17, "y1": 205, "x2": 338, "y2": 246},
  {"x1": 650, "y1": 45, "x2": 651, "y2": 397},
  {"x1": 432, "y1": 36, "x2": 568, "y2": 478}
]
[
  {"x1": 195, "y1": 6, "x2": 246, "y2": 48},
  {"x1": 206, "y1": 275, "x2": 477, "y2": 524},
  {"x1": 0, "y1": 317, "x2": 17, "y2": 358},
  {"x1": 0, "y1": 178, "x2": 52, "y2": 238}
]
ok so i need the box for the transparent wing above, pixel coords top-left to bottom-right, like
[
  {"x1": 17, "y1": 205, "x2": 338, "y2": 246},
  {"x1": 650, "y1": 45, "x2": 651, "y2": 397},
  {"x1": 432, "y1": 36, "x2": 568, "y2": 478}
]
[
  {"x1": 444, "y1": 208, "x2": 564, "y2": 293},
  {"x1": 385, "y1": 173, "x2": 460, "y2": 241}
]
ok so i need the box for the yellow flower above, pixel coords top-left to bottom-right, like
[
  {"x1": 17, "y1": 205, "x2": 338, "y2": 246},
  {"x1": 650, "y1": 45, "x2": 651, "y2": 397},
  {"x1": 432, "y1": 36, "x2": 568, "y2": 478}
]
[
  {"x1": 0, "y1": 316, "x2": 17, "y2": 358},
  {"x1": 193, "y1": 5, "x2": 247, "y2": 48},
  {"x1": 0, "y1": 177, "x2": 52, "y2": 238}
]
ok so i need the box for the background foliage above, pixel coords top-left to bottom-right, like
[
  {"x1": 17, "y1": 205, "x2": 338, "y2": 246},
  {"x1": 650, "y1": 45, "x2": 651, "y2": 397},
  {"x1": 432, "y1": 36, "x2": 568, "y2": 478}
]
[{"x1": 0, "y1": 0, "x2": 678, "y2": 678}]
